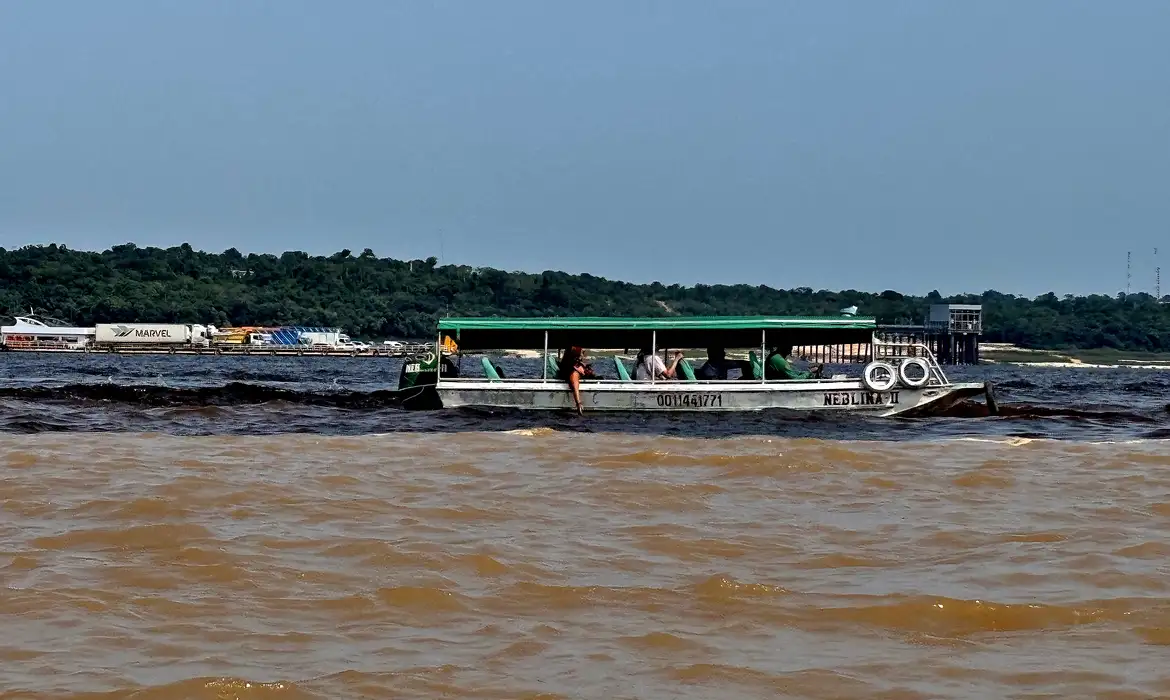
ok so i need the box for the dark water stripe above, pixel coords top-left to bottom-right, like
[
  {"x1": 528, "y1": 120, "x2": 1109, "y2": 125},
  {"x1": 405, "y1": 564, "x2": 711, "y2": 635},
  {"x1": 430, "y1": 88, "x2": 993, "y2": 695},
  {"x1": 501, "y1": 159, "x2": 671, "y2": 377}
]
[
  {"x1": 0, "y1": 382, "x2": 439, "y2": 409},
  {"x1": 0, "y1": 383, "x2": 1161, "y2": 422}
]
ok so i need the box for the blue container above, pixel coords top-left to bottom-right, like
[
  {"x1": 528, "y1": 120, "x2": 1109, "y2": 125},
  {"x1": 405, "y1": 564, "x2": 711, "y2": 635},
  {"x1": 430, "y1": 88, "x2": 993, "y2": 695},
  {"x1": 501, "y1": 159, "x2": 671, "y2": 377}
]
[{"x1": 268, "y1": 326, "x2": 341, "y2": 345}]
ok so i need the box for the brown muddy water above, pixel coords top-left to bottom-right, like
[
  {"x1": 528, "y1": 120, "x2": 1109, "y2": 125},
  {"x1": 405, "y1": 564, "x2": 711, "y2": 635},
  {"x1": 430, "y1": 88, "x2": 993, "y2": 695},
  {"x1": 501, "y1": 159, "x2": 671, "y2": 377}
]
[{"x1": 4, "y1": 431, "x2": 1170, "y2": 699}]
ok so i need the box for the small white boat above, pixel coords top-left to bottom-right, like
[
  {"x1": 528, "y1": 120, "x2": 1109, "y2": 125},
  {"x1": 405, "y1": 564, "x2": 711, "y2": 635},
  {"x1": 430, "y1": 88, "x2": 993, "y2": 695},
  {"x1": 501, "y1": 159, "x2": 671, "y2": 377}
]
[{"x1": 429, "y1": 316, "x2": 991, "y2": 417}]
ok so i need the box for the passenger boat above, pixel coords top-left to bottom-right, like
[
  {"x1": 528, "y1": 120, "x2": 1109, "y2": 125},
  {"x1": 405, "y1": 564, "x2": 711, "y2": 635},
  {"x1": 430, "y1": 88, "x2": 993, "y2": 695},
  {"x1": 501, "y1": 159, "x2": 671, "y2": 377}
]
[{"x1": 422, "y1": 315, "x2": 991, "y2": 417}]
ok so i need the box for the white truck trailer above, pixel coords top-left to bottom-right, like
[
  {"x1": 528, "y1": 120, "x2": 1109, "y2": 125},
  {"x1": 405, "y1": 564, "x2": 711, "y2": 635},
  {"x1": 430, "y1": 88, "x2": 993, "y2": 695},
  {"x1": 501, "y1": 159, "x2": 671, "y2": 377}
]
[
  {"x1": 297, "y1": 331, "x2": 368, "y2": 352},
  {"x1": 95, "y1": 323, "x2": 212, "y2": 348},
  {"x1": 298, "y1": 331, "x2": 344, "y2": 347}
]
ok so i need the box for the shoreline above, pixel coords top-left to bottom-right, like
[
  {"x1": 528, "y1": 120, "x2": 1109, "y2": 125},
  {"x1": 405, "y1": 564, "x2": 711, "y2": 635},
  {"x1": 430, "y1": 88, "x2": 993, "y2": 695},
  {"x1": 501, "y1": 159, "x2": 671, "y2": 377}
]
[
  {"x1": 982, "y1": 360, "x2": 1170, "y2": 370},
  {"x1": 977, "y1": 342, "x2": 1170, "y2": 370}
]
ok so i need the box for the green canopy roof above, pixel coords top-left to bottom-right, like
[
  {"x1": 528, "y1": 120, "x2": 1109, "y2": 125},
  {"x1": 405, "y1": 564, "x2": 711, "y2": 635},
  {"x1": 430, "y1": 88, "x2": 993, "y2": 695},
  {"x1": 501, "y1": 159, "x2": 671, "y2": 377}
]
[
  {"x1": 437, "y1": 315, "x2": 876, "y2": 351},
  {"x1": 439, "y1": 315, "x2": 875, "y2": 331}
]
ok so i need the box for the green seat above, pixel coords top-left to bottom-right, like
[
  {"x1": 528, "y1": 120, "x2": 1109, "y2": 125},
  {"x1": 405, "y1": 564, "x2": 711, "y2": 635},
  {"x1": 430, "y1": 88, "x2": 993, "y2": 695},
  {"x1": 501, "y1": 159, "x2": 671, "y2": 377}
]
[
  {"x1": 481, "y1": 356, "x2": 502, "y2": 381},
  {"x1": 748, "y1": 351, "x2": 764, "y2": 380},
  {"x1": 613, "y1": 356, "x2": 632, "y2": 381},
  {"x1": 544, "y1": 354, "x2": 558, "y2": 378},
  {"x1": 678, "y1": 358, "x2": 697, "y2": 381}
]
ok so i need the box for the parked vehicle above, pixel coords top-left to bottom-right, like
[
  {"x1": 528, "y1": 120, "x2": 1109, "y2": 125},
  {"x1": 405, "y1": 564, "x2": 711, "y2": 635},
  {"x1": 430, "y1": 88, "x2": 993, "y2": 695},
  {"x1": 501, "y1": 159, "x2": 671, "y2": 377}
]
[
  {"x1": 95, "y1": 323, "x2": 211, "y2": 347},
  {"x1": 297, "y1": 331, "x2": 365, "y2": 350},
  {"x1": 297, "y1": 331, "x2": 342, "y2": 347},
  {"x1": 209, "y1": 326, "x2": 273, "y2": 345},
  {"x1": 241, "y1": 331, "x2": 273, "y2": 346}
]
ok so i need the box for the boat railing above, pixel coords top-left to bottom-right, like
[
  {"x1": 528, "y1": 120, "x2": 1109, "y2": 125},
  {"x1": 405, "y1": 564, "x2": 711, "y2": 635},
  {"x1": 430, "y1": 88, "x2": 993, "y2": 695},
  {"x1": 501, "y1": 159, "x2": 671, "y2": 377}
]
[
  {"x1": 445, "y1": 368, "x2": 868, "y2": 386},
  {"x1": 1, "y1": 340, "x2": 87, "y2": 351},
  {"x1": 871, "y1": 336, "x2": 950, "y2": 386},
  {"x1": 443, "y1": 376, "x2": 867, "y2": 388}
]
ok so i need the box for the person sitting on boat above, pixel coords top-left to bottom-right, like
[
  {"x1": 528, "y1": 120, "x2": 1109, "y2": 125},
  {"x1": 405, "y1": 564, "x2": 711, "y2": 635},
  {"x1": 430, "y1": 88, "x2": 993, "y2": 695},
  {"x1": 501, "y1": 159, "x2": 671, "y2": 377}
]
[
  {"x1": 696, "y1": 347, "x2": 752, "y2": 380},
  {"x1": 634, "y1": 348, "x2": 682, "y2": 380},
  {"x1": 765, "y1": 344, "x2": 824, "y2": 380},
  {"x1": 557, "y1": 346, "x2": 595, "y2": 415}
]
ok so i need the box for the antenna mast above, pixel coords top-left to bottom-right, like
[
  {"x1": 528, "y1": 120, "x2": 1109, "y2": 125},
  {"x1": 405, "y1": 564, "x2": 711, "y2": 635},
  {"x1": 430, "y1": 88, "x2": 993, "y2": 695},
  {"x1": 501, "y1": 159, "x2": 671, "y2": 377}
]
[
  {"x1": 1157, "y1": 248, "x2": 1161, "y2": 299},
  {"x1": 1127, "y1": 251, "x2": 1132, "y2": 295}
]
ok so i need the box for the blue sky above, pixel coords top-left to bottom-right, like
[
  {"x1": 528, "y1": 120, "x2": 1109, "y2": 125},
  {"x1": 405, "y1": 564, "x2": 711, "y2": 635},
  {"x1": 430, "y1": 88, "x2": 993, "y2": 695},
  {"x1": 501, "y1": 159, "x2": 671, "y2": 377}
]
[{"x1": 1, "y1": 1, "x2": 1167, "y2": 296}]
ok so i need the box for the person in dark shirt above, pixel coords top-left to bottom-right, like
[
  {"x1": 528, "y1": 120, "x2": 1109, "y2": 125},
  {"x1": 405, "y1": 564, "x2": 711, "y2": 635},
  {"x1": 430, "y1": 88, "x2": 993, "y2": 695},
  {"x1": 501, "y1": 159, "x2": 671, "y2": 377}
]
[{"x1": 696, "y1": 347, "x2": 753, "y2": 380}]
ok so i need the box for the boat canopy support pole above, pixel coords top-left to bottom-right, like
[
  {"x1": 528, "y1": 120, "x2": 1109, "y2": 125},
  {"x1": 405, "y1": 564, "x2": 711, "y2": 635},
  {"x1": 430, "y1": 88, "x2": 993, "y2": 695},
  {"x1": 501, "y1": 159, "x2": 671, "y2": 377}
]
[
  {"x1": 436, "y1": 330, "x2": 442, "y2": 385},
  {"x1": 761, "y1": 329, "x2": 766, "y2": 384},
  {"x1": 650, "y1": 331, "x2": 656, "y2": 385},
  {"x1": 542, "y1": 330, "x2": 549, "y2": 382}
]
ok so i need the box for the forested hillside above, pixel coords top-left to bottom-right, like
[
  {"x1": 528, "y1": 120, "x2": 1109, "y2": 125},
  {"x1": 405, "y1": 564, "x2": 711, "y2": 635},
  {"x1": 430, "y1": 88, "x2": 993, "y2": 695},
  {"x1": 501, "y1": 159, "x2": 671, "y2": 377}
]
[{"x1": 2, "y1": 243, "x2": 1169, "y2": 350}]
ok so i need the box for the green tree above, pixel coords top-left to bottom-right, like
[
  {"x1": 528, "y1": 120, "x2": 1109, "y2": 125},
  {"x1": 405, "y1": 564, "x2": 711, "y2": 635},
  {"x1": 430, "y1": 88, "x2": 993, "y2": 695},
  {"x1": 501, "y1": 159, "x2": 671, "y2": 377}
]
[{"x1": 2, "y1": 243, "x2": 1169, "y2": 349}]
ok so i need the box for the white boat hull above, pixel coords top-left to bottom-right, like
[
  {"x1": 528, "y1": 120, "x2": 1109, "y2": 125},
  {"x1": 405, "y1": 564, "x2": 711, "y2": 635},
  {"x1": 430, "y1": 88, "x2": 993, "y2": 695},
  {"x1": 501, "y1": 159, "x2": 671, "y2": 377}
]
[{"x1": 435, "y1": 379, "x2": 987, "y2": 417}]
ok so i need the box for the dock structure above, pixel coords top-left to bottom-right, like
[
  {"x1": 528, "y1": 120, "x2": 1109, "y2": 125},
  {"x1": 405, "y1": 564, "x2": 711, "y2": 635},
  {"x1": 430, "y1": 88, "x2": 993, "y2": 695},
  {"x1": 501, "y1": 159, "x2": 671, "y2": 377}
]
[
  {"x1": 927, "y1": 304, "x2": 982, "y2": 365},
  {"x1": 792, "y1": 304, "x2": 983, "y2": 366},
  {"x1": 1, "y1": 342, "x2": 435, "y2": 358},
  {"x1": 876, "y1": 304, "x2": 983, "y2": 365}
]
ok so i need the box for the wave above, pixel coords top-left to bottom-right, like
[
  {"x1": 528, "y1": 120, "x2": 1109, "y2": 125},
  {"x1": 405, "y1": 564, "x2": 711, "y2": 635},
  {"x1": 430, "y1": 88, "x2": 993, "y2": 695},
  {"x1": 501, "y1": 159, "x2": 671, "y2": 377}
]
[
  {"x1": 994, "y1": 379, "x2": 1039, "y2": 390},
  {"x1": 0, "y1": 677, "x2": 304, "y2": 700},
  {"x1": 935, "y1": 399, "x2": 1160, "y2": 423},
  {"x1": 1050, "y1": 377, "x2": 1170, "y2": 393},
  {"x1": 1122, "y1": 379, "x2": 1170, "y2": 392},
  {"x1": 0, "y1": 382, "x2": 439, "y2": 409}
]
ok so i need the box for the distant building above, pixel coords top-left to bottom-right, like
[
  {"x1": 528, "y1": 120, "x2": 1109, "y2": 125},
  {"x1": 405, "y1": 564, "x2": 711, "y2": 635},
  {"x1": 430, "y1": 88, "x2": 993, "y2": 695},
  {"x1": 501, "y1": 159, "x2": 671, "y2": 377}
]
[{"x1": 927, "y1": 304, "x2": 982, "y2": 334}]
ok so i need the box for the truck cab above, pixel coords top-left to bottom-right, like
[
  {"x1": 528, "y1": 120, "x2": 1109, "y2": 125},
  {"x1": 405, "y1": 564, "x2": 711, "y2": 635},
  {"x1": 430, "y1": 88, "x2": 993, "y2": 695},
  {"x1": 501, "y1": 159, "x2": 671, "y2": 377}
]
[{"x1": 243, "y1": 332, "x2": 273, "y2": 346}]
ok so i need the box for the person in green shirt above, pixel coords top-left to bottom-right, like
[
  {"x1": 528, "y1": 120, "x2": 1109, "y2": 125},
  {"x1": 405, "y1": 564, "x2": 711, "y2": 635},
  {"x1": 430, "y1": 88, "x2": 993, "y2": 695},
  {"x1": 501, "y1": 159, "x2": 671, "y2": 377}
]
[{"x1": 765, "y1": 344, "x2": 824, "y2": 380}]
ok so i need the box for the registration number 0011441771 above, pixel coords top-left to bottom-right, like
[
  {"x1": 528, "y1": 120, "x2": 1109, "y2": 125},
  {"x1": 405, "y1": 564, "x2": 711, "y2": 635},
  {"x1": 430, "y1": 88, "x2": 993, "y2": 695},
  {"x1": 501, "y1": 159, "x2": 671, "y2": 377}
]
[{"x1": 655, "y1": 393, "x2": 723, "y2": 408}]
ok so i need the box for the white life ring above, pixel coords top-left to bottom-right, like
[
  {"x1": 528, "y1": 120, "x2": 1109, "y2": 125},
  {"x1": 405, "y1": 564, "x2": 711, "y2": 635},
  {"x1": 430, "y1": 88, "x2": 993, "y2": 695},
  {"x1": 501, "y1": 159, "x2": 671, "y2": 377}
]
[
  {"x1": 899, "y1": 357, "x2": 931, "y2": 388},
  {"x1": 861, "y1": 361, "x2": 897, "y2": 393}
]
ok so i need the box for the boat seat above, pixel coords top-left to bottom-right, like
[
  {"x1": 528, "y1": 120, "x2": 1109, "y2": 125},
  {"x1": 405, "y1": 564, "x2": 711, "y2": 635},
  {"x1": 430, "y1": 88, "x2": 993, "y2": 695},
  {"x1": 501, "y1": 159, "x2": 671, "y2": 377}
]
[
  {"x1": 546, "y1": 354, "x2": 559, "y2": 378},
  {"x1": 678, "y1": 358, "x2": 697, "y2": 381},
  {"x1": 481, "y1": 356, "x2": 502, "y2": 381},
  {"x1": 748, "y1": 351, "x2": 764, "y2": 380},
  {"x1": 613, "y1": 356, "x2": 632, "y2": 381}
]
